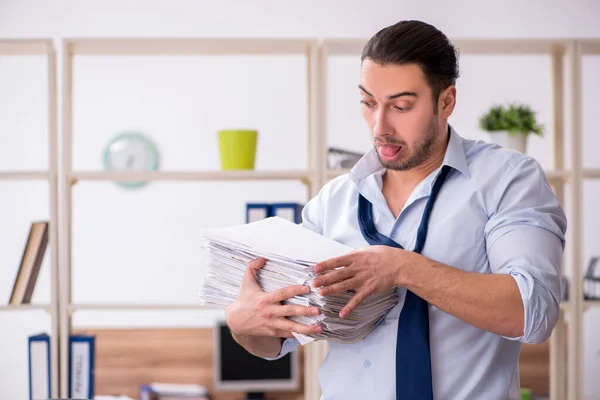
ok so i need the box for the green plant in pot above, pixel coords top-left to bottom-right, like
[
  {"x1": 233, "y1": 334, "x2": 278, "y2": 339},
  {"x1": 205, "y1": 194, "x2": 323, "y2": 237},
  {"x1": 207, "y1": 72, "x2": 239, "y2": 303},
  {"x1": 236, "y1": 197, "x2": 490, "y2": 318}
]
[{"x1": 479, "y1": 103, "x2": 544, "y2": 153}]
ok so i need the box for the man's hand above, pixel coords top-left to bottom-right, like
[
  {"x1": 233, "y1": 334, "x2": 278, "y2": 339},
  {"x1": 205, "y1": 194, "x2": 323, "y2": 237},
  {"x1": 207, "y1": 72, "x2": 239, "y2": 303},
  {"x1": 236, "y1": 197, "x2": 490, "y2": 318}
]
[
  {"x1": 226, "y1": 258, "x2": 323, "y2": 339},
  {"x1": 312, "y1": 246, "x2": 414, "y2": 318}
]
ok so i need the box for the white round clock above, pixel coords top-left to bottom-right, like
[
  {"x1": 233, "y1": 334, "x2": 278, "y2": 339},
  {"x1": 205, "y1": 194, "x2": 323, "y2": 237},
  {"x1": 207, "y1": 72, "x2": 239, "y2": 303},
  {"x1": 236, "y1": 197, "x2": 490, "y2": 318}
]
[{"x1": 102, "y1": 132, "x2": 160, "y2": 188}]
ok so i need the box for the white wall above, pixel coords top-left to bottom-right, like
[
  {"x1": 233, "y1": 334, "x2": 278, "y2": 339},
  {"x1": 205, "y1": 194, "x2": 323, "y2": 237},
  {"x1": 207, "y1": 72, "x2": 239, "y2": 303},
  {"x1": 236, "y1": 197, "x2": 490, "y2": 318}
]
[{"x1": 1, "y1": 0, "x2": 600, "y2": 398}]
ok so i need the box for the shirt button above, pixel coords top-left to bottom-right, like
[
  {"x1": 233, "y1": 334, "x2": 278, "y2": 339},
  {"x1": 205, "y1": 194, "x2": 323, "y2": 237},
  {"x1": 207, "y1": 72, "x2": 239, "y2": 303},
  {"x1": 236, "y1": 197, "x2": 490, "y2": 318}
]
[{"x1": 364, "y1": 360, "x2": 371, "y2": 368}]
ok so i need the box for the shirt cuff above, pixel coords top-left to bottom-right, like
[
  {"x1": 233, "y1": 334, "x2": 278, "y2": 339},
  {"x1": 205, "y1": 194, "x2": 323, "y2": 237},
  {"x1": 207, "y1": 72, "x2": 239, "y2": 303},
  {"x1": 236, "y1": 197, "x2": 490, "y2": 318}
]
[
  {"x1": 503, "y1": 268, "x2": 557, "y2": 344},
  {"x1": 262, "y1": 337, "x2": 300, "y2": 361}
]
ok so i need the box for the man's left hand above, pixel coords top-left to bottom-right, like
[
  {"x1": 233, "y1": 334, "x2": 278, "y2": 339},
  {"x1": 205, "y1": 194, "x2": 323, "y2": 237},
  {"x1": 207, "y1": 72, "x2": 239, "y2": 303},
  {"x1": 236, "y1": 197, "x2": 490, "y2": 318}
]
[{"x1": 311, "y1": 245, "x2": 419, "y2": 318}]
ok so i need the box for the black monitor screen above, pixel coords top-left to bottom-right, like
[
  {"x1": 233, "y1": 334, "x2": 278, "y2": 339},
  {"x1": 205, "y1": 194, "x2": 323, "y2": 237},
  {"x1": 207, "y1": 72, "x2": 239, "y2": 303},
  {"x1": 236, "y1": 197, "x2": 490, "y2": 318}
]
[{"x1": 218, "y1": 324, "x2": 293, "y2": 381}]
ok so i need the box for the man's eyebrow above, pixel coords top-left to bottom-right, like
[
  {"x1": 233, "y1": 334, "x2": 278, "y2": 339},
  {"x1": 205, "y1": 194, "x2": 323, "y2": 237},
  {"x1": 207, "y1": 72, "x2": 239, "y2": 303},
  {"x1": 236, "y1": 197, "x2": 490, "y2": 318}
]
[
  {"x1": 358, "y1": 85, "x2": 418, "y2": 100},
  {"x1": 358, "y1": 85, "x2": 374, "y2": 97}
]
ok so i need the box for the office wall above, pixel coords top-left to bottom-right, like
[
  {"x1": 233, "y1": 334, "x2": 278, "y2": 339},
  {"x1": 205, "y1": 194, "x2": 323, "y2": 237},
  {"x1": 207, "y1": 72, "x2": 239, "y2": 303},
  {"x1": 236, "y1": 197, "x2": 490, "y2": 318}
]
[{"x1": 1, "y1": 0, "x2": 600, "y2": 398}]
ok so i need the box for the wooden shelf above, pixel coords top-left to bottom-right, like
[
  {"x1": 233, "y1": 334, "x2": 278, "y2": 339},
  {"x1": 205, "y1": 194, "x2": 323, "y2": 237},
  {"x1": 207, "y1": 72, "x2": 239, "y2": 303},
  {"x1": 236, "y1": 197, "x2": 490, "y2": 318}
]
[
  {"x1": 584, "y1": 169, "x2": 600, "y2": 179},
  {"x1": 68, "y1": 303, "x2": 222, "y2": 311},
  {"x1": 322, "y1": 38, "x2": 580, "y2": 56},
  {"x1": 64, "y1": 38, "x2": 315, "y2": 56},
  {"x1": 3, "y1": 168, "x2": 591, "y2": 183},
  {"x1": 544, "y1": 170, "x2": 569, "y2": 182},
  {"x1": 0, "y1": 304, "x2": 51, "y2": 312},
  {"x1": 327, "y1": 169, "x2": 351, "y2": 179},
  {"x1": 0, "y1": 39, "x2": 53, "y2": 55},
  {"x1": 560, "y1": 300, "x2": 600, "y2": 312},
  {"x1": 327, "y1": 168, "x2": 570, "y2": 182},
  {"x1": 69, "y1": 170, "x2": 310, "y2": 183},
  {"x1": 0, "y1": 171, "x2": 49, "y2": 180},
  {"x1": 580, "y1": 40, "x2": 600, "y2": 55}
]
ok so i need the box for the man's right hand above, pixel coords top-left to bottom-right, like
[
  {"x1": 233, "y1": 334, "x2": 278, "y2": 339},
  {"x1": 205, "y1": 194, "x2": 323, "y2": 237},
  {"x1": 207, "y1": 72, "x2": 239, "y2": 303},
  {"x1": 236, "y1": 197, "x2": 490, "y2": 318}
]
[{"x1": 226, "y1": 257, "x2": 323, "y2": 339}]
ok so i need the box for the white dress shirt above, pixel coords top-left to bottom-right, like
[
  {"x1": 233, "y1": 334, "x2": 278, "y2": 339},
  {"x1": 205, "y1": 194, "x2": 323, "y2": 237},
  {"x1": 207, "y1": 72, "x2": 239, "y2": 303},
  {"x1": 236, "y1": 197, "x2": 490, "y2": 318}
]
[{"x1": 270, "y1": 126, "x2": 567, "y2": 400}]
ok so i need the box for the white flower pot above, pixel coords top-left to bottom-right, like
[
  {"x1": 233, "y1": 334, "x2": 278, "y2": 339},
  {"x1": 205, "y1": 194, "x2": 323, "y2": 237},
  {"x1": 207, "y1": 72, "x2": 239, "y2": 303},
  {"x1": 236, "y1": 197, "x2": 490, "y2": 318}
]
[{"x1": 489, "y1": 130, "x2": 528, "y2": 153}]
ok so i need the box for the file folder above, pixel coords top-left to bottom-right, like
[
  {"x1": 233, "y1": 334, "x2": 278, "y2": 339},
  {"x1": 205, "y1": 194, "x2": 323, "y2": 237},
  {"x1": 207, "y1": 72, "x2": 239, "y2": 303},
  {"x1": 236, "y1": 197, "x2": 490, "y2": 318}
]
[
  {"x1": 68, "y1": 334, "x2": 95, "y2": 399},
  {"x1": 28, "y1": 333, "x2": 51, "y2": 400},
  {"x1": 270, "y1": 203, "x2": 304, "y2": 223},
  {"x1": 245, "y1": 203, "x2": 271, "y2": 223}
]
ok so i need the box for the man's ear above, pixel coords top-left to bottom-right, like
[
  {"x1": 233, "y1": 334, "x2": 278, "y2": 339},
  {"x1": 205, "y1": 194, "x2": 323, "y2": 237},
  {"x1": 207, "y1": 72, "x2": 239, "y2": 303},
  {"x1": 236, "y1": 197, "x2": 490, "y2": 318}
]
[{"x1": 439, "y1": 86, "x2": 456, "y2": 118}]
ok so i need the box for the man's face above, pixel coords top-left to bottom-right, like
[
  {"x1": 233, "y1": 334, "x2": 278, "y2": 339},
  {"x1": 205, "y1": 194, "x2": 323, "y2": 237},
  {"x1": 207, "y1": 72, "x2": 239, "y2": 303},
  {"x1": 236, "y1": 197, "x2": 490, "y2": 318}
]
[{"x1": 359, "y1": 59, "x2": 445, "y2": 171}]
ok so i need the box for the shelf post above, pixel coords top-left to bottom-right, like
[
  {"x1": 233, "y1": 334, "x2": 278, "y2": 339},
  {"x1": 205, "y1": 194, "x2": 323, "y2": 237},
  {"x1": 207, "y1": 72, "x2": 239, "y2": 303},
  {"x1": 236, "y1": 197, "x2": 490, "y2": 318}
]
[
  {"x1": 58, "y1": 39, "x2": 74, "y2": 398},
  {"x1": 549, "y1": 42, "x2": 567, "y2": 400},
  {"x1": 304, "y1": 39, "x2": 329, "y2": 400},
  {"x1": 307, "y1": 40, "x2": 327, "y2": 198},
  {"x1": 566, "y1": 40, "x2": 583, "y2": 400},
  {"x1": 46, "y1": 38, "x2": 61, "y2": 400}
]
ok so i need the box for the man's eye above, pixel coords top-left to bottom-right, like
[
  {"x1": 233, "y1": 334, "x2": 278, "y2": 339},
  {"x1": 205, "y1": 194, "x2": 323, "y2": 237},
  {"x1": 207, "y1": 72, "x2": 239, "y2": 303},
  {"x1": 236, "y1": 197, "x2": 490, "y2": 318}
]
[
  {"x1": 394, "y1": 106, "x2": 410, "y2": 112},
  {"x1": 360, "y1": 100, "x2": 374, "y2": 108}
]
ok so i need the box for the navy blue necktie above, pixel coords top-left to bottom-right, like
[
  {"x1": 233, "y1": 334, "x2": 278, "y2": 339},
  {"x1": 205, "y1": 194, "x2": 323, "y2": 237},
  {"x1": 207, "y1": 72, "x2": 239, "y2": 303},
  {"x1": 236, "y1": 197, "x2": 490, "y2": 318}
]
[{"x1": 357, "y1": 165, "x2": 451, "y2": 400}]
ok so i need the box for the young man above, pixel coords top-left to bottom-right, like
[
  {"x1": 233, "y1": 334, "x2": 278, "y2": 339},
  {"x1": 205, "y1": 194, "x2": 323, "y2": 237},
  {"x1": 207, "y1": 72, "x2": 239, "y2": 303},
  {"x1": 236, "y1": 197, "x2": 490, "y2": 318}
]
[{"x1": 225, "y1": 20, "x2": 567, "y2": 400}]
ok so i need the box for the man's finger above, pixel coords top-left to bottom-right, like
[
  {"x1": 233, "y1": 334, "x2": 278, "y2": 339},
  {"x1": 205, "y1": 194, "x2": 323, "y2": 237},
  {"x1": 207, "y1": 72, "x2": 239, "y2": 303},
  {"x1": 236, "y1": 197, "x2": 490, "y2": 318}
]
[
  {"x1": 340, "y1": 291, "x2": 368, "y2": 319},
  {"x1": 274, "y1": 330, "x2": 295, "y2": 339},
  {"x1": 314, "y1": 253, "x2": 354, "y2": 273},
  {"x1": 274, "y1": 318, "x2": 323, "y2": 336},
  {"x1": 242, "y1": 258, "x2": 267, "y2": 286},
  {"x1": 268, "y1": 285, "x2": 311, "y2": 303},
  {"x1": 312, "y1": 265, "x2": 354, "y2": 288},
  {"x1": 273, "y1": 304, "x2": 321, "y2": 318},
  {"x1": 318, "y1": 277, "x2": 359, "y2": 297}
]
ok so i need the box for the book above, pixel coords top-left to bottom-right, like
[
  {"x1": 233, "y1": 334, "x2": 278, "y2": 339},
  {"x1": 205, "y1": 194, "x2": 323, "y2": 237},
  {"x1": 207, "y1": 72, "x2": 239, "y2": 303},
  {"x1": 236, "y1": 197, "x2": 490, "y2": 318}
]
[{"x1": 9, "y1": 221, "x2": 49, "y2": 305}]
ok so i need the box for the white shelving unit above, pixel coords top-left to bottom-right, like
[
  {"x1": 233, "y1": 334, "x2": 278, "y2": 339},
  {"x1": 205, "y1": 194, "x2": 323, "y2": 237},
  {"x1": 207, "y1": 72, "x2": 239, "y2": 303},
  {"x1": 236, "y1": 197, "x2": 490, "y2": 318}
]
[
  {"x1": 0, "y1": 39, "x2": 59, "y2": 398},
  {"x1": 58, "y1": 37, "x2": 327, "y2": 400},
  {"x1": 4, "y1": 35, "x2": 598, "y2": 400}
]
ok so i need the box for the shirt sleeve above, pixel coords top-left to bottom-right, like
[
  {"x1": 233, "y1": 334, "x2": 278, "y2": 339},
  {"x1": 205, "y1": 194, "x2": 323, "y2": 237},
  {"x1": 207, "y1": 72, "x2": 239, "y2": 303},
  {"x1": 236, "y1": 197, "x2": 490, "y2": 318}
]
[
  {"x1": 484, "y1": 156, "x2": 567, "y2": 344},
  {"x1": 300, "y1": 186, "x2": 326, "y2": 234},
  {"x1": 264, "y1": 190, "x2": 327, "y2": 360}
]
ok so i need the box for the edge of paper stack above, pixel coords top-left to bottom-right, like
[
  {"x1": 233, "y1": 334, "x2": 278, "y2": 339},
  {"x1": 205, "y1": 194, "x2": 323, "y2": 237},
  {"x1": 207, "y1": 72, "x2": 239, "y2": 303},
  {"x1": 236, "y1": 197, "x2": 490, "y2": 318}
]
[{"x1": 198, "y1": 217, "x2": 399, "y2": 345}]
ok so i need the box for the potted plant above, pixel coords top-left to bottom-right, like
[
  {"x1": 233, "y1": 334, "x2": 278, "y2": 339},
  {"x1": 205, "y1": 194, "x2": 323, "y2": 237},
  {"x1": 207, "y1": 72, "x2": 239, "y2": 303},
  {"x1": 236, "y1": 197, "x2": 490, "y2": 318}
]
[{"x1": 479, "y1": 103, "x2": 544, "y2": 153}]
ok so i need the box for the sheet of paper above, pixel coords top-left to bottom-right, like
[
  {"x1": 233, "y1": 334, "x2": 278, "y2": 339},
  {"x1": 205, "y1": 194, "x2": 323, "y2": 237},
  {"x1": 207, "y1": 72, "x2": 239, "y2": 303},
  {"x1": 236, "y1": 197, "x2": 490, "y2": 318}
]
[
  {"x1": 292, "y1": 332, "x2": 316, "y2": 345},
  {"x1": 199, "y1": 216, "x2": 354, "y2": 264}
]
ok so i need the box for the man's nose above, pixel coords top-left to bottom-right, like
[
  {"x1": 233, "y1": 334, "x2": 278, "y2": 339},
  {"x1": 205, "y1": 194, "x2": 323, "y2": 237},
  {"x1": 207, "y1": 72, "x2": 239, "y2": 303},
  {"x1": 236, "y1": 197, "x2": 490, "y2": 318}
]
[{"x1": 373, "y1": 108, "x2": 394, "y2": 137}]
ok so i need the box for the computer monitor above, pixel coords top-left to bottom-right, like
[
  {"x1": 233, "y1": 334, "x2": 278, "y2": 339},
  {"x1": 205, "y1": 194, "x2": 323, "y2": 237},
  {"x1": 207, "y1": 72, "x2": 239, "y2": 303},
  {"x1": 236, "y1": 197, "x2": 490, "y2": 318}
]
[{"x1": 213, "y1": 320, "x2": 300, "y2": 400}]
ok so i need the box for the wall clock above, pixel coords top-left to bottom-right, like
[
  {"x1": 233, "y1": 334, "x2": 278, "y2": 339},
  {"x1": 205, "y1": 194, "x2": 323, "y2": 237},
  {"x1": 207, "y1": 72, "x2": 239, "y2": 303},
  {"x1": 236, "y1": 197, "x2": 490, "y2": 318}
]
[{"x1": 102, "y1": 131, "x2": 160, "y2": 188}]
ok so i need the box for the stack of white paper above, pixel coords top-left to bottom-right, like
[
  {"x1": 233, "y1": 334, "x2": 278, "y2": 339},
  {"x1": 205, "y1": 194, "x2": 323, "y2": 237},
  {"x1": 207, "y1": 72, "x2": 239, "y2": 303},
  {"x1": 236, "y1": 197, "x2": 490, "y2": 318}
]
[{"x1": 198, "y1": 217, "x2": 398, "y2": 345}]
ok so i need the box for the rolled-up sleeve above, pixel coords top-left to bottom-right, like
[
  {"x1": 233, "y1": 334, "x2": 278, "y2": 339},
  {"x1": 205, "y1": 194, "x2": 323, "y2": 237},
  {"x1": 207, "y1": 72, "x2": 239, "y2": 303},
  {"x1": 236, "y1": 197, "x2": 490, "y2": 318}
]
[{"x1": 485, "y1": 156, "x2": 567, "y2": 344}]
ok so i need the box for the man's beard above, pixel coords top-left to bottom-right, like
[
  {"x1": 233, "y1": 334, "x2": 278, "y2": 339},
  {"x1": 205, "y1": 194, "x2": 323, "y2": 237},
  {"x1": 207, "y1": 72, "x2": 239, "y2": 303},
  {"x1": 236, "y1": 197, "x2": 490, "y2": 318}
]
[{"x1": 374, "y1": 118, "x2": 439, "y2": 171}]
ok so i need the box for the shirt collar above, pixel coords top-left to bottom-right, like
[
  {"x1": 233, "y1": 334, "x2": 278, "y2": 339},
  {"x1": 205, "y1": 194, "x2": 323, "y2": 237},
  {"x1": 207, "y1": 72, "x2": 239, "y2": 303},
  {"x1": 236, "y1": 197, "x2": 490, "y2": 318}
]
[
  {"x1": 349, "y1": 124, "x2": 470, "y2": 183},
  {"x1": 444, "y1": 125, "x2": 470, "y2": 178}
]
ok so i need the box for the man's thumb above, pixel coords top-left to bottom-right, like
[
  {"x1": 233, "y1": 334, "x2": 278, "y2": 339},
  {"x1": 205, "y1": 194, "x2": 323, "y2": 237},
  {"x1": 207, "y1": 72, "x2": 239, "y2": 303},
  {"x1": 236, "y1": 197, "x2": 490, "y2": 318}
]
[{"x1": 242, "y1": 258, "x2": 266, "y2": 287}]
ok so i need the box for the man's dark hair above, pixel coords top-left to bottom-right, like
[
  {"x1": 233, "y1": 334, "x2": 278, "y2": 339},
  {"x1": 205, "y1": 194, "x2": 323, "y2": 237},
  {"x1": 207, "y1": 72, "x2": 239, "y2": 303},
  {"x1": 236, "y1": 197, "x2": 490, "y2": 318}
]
[{"x1": 361, "y1": 20, "x2": 460, "y2": 106}]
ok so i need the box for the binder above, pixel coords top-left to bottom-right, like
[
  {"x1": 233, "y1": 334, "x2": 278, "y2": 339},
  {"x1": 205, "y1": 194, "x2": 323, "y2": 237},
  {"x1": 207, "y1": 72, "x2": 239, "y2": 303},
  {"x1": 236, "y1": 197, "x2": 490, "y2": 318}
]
[
  {"x1": 245, "y1": 203, "x2": 271, "y2": 223},
  {"x1": 139, "y1": 384, "x2": 153, "y2": 400},
  {"x1": 68, "y1": 334, "x2": 95, "y2": 399},
  {"x1": 270, "y1": 203, "x2": 304, "y2": 223},
  {"x1": 28, "y1": 333, "x2": 51, "y2": 400}
]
